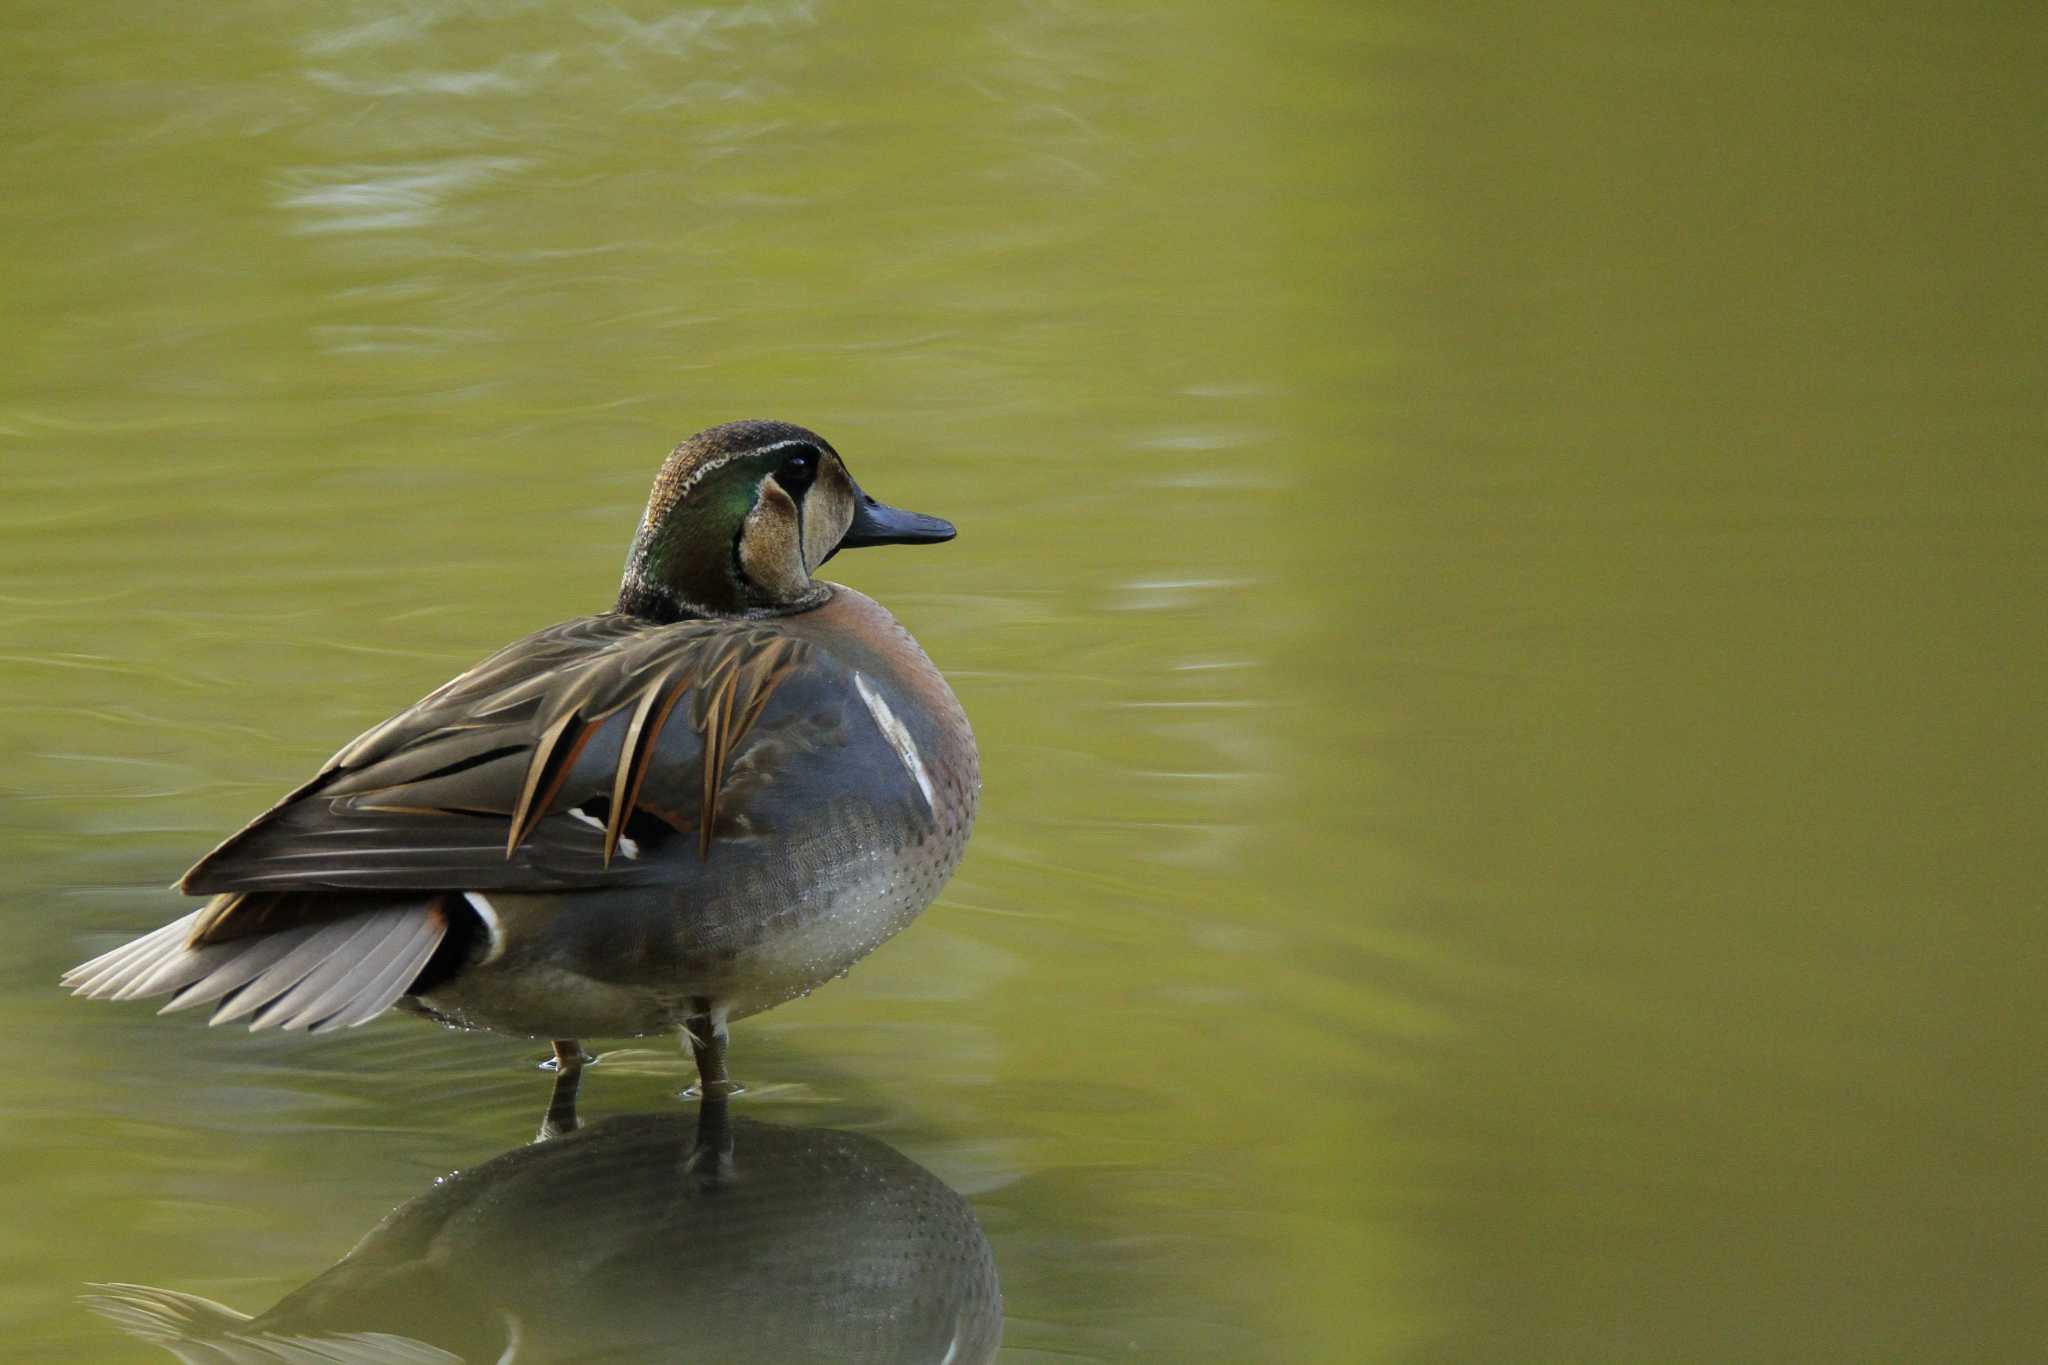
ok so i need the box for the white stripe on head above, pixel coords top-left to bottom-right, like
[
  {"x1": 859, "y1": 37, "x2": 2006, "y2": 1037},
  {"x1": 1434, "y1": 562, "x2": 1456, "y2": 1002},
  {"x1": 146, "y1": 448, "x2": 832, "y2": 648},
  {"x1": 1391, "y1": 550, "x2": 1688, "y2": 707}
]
[{"x1": 668, "y1": 438, "x2": 819, "y2": 506}]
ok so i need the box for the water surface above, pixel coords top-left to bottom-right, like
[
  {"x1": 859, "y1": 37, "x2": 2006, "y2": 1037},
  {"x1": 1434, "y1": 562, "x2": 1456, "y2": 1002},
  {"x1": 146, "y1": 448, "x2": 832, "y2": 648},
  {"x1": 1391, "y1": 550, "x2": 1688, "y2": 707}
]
[{"x1": 2, "y1": 2, "x2": 2043, "y2": 1360}]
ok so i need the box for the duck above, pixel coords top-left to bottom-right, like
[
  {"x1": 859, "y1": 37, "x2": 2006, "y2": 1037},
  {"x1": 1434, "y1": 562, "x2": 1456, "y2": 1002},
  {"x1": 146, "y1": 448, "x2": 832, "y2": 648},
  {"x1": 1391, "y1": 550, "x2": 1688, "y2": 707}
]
[{"x1": 64, "y1": 419, "x2": 977, "y2": 1097}]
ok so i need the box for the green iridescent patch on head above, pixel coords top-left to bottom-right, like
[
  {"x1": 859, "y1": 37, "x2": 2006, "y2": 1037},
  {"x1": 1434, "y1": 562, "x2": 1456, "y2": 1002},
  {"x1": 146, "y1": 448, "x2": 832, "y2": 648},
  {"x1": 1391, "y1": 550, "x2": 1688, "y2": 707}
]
[{"x1": 626, "y1": 450, "x2": 782, "y2": 616}]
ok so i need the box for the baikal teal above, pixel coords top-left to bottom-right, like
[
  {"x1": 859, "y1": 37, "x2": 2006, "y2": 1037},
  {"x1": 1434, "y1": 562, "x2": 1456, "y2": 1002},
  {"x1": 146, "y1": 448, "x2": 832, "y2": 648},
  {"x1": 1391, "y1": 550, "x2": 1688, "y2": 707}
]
[{"x1": 64, "y1": 419, "x2": 977, "y2": 1098}]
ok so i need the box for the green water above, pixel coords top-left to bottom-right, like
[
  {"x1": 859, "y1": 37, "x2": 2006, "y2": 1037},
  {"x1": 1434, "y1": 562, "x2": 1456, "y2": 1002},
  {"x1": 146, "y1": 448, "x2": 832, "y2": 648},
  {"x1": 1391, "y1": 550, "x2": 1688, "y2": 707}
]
[{"x1": 4, "y1": 2, "x2": 2044, "y2": 1360}]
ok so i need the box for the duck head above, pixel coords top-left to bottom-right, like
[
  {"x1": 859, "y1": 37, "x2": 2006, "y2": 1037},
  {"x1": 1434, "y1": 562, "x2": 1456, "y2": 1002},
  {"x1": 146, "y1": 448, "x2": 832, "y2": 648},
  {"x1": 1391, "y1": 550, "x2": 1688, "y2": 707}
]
[{"x1": 616, "y1": 419, "x2": 954, "y2": 621}]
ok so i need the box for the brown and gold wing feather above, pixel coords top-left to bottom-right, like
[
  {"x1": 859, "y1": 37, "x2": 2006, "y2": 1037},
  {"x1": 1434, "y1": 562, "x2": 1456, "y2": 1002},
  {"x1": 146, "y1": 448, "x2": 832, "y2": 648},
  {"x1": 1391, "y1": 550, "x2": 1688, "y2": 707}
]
[{"x1": 178, "y1": 615, "x2": 820, "y2": 929}]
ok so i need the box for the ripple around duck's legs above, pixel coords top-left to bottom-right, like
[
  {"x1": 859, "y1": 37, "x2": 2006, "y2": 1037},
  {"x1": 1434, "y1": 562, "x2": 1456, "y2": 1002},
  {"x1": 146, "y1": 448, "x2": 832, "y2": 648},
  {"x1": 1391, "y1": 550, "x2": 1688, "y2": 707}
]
[{"x1": 538, "y1": 1037, "x2": 589, "y2": 1071}]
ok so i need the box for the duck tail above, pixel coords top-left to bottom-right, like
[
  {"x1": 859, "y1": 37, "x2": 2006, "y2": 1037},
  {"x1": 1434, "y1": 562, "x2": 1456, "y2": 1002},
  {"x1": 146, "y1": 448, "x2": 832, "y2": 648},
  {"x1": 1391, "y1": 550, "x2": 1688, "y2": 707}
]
[{"x1": 61, "y1": 897, "x2": 447, "y2": 1033}]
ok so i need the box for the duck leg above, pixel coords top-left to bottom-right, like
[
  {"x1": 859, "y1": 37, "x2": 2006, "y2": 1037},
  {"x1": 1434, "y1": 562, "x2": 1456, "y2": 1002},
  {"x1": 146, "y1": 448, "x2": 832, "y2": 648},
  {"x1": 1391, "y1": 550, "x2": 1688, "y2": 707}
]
[{"x1": 682, "y1": 998, "x2": 739, "y2": 1099}]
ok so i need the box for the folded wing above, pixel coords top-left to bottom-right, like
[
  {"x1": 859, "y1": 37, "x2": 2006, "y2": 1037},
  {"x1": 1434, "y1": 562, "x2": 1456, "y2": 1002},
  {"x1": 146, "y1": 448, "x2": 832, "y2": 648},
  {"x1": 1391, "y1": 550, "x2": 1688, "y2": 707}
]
[{"x1": 179, "y1": 615, "x2": 822, "y2": 945}]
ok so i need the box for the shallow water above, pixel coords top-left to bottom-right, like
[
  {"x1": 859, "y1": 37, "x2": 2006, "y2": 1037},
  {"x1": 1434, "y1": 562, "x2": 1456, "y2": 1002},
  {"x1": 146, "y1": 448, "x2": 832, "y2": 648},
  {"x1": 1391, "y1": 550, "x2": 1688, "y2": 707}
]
[{"x1": 3, "y1": 2, "x2": 2044, "y2": 1360}]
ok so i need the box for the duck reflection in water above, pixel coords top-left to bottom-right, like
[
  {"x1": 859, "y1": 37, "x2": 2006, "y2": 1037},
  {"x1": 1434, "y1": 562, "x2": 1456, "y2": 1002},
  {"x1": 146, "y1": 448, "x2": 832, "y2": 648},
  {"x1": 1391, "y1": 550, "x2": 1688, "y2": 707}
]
[{"x1": 87, "y1": 1065, "x2": 1002, "y2": 1364}]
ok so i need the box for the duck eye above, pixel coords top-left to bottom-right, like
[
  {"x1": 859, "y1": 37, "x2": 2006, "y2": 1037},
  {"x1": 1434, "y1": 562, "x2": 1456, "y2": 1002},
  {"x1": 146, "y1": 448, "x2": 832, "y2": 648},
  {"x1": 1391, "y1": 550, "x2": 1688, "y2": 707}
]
[{"x1": 776, "y1": 448, "x2": 818, "y2": 495}]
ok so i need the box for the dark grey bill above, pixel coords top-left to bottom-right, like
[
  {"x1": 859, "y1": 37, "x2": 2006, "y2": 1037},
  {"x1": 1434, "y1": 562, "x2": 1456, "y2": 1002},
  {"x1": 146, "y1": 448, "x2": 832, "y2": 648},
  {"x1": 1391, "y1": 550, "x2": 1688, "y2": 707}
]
[{"x1": 838, "y1": 490, "x2": 956, "y2": 550}]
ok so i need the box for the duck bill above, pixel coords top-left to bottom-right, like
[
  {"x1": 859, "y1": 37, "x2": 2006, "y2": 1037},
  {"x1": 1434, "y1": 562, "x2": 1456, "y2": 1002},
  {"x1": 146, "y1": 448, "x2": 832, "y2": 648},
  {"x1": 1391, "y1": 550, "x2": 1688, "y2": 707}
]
[{"x1": 837, "y1": 490, "x2": 956, "y2": 551}]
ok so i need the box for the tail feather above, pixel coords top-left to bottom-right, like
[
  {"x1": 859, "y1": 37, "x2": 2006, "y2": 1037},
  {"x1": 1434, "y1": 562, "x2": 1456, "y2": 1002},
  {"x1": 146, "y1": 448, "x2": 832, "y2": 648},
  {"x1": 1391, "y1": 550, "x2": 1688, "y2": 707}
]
[
  {"x1": 291, "y1": 914, "x2": 444, "y2": 1031},
  {"x1": 65, "y1": 902, "x2": 446, "y2": 1034},
  {"x1": 62, "y1": 915, "x2": 199, "y2": 1000},
  {"x1": 204, "y1": 915, "x2": 395, "y2": 1028},
  {"x1": 160, "y1": 930, "x2": 307, "y2": 1015}
]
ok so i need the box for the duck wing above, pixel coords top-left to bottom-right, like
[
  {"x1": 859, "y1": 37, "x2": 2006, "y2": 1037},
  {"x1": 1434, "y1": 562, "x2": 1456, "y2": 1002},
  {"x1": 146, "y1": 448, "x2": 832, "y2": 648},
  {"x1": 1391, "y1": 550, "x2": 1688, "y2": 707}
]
[{"x1": 178, "y1": 614, "x2": 829, "y2": 942}]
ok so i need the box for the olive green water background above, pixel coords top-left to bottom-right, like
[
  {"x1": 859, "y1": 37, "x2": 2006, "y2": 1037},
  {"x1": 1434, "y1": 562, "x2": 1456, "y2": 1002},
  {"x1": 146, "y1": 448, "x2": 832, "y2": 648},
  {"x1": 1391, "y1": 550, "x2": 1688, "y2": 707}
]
[{"x1": 4, "y1": 2, "x2": 2045, "y2": 1360}]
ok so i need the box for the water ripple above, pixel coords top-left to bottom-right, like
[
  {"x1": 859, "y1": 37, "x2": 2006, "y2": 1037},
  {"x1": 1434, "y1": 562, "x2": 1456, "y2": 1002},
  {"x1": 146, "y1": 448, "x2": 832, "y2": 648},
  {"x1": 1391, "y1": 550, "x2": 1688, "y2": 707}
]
[{"x1": 277, "y1": 157, "x2": 531, "y2": 234}]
